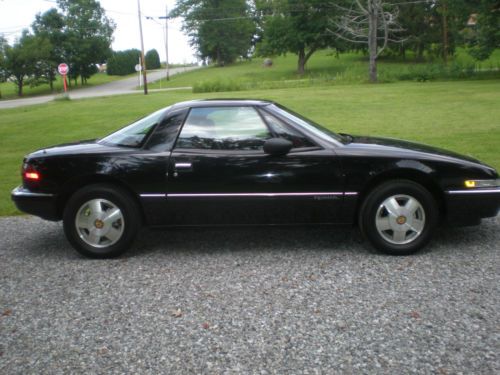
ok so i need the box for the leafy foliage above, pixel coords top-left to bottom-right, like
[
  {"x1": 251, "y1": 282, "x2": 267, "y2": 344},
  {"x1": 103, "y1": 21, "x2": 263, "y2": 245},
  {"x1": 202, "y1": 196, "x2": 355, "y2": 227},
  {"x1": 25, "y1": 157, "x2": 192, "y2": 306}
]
[
  {"x1": 146, "y1": 49, "x2": 161, "y2": 70},
  {"x1": 1, "y1": 1, "x2": 115, "y2": 96},
  {"x1": 31, "y1": 8, "x2": 66, "y2": 90},
  {"x1": 107, "y1": 49, "x2": 141, "y2": 76},
  {"x1": 171, "y1": 0, "x2": 256, "y2": 65},
  {"x1": 0, "y1": 36, "x2": 8, "y2": 98},
  {"x1": 256, "y1": 0, "x2": 343, "y2": 74},
  {"x1": 3, "y1": 31, "x2": 51, "y2": 96},
  {"x1": 0, "y1": 36, "x2": 7, "y2": 83},
  {"x1": 465, "y1": 0, "x2": 500, "y2": 60},
  {"x1": 56, "y1": 0, "x2": 115, "y2": 85}
]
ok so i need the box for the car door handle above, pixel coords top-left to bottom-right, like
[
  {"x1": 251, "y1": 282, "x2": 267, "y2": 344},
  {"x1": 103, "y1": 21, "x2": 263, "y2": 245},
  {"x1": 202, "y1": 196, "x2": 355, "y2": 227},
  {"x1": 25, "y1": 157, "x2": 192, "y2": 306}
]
[
  {"x1": 175, "y1": 162, "x2": 192, "y2": 169},
  {"x1": 172, "y1": 162, "x2": 192, "y2": 177}
]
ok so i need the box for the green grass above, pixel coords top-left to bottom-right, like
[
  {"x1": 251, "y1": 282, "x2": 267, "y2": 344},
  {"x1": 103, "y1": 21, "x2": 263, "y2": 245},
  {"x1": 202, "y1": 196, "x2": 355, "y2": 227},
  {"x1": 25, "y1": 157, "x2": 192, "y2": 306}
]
[
  {"x1": 148, "y1": 49, "x2": 500, "y2": 91},
  {"x1": 1, "y1": 80, "x2": 499, "y2": 216},
  {"x1": 0, "y1": 72, "x2": 134, "y2": 100}
]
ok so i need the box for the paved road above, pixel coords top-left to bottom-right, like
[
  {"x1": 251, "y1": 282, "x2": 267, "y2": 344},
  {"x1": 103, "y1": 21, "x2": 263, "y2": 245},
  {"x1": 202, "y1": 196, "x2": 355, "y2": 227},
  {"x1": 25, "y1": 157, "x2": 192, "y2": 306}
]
[
  {"x1": 0, "y1": 67, "x2": 197, "y2": 110},
  {"x1": 0, "y1": 216, "x2": 498, "y2": 374}
]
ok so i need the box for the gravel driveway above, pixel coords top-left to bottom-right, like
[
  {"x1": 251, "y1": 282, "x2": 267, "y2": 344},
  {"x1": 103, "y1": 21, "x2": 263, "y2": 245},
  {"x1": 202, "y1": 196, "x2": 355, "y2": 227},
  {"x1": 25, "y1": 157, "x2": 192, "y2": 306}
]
[{"x1": 0, "y1": 216, "x2": 498, "y2": 374}]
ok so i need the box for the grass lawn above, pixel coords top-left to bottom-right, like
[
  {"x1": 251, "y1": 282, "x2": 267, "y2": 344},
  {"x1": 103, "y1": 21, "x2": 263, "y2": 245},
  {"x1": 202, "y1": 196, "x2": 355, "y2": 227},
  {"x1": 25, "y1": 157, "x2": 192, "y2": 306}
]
[
  {"x1": 0, "y1": 72, "x2": 135, "y2": 100},
  {"x1": 0, "y1": 79, "x2": 499, "y2": 216},
  {"x1": 148, "y1": 49, "x2": 500, "y2": 90}
]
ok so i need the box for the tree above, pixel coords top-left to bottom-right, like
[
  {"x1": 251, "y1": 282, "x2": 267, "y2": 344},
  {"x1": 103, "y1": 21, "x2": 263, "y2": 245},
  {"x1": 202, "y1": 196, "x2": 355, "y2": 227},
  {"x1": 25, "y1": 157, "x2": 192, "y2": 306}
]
[
  {"x1": 107, "y1": 49, "x2": 141, "y2": 76},
  {"x1": 465, "y1": 0, "x2": 500, "y2": 60},
  {"x1": 435, "y1": 0, "x2": 475, "y2": 64},
  {"x1": 0, "y1": 36, "x2": 7, "y2": 78},
  {"x1": 256, "y1": 0, "x2": 342, "y2": 75},
  {"x1": 395, "y1": 1, "x2": 439, "y2": 60},
  {"x1": 32, "y1": 8, "x2": 66, "y2": 91},
  {"x1": 3, "y1": 31, "x2": 51, "y2": 96},
  {"x1": 0, "y1": 36, "x2": 8, "y2": 98},
  {"x1": 146, "y1": 49, "x2": 161, "y2": 70},
  {"x1": 57, "y1": 0, "x2": 115, "y2": 85},
  {"x1": 172, "y1": 0, "x2": 256, "y2": 65},
  {"x1": 328, "y1": 0, "x2": 405, "y2": 82},
  {"x1": 392, "y1": 1, "x2": 475, "y2": 62}
]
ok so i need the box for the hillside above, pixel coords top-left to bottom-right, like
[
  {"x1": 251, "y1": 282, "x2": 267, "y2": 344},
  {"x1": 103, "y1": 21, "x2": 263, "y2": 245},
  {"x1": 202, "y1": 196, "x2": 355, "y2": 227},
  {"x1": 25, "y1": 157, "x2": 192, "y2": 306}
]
[{"x1": 148, "y1": 49, "x2": 500, "y2": 92}]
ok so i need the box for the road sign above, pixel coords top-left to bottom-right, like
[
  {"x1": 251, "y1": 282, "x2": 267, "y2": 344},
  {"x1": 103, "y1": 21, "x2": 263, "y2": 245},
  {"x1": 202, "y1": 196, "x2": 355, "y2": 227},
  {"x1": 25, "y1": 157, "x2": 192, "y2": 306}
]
[
  {"x1": 58, "y1": 63, "x2": 69, "y2": 93},
  {"x1": 135, "y1": 64, "x2": 142, "y2": 72},
  {"x1": 58, "y1": 63, "x2": 69, "y2": 75}
]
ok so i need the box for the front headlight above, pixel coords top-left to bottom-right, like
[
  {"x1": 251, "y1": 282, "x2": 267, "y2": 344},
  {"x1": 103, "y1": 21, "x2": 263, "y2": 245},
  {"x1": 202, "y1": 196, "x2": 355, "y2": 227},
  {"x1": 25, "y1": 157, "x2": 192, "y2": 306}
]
[{"x1": 464, "y1": 179, "x2": 500, "y2": 188}]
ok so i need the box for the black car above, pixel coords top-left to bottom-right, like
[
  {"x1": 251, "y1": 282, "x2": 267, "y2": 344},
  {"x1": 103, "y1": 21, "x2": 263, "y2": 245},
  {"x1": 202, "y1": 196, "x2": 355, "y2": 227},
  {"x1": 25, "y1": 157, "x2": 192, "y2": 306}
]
[{"x1": 12, "y1": 99, "x2": 500, "y2": 258}]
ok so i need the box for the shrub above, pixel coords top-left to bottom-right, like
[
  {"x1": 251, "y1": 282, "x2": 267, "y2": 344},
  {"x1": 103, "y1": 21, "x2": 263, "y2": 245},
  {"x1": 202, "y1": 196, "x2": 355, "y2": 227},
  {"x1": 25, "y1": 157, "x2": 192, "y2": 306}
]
[
  {"x1": 193, "y1": 79, "x2": 243, "y2": 93},
  {"x1": 145, "y1": 49, "x2": 161, "y2": 70},
  {"x1": 107, "y1": 49, "x2": 141, "y2": 76}
]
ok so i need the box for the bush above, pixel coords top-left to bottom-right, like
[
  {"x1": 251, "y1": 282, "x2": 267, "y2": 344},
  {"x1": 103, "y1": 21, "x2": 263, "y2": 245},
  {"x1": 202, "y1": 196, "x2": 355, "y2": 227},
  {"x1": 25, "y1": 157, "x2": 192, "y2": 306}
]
[
  {"x1": 396, "y1": 62, "x2": 480, "y2": 82},
  {"x1": 193, "y1": 79, "x2": 243, "y2": 93},
  {"x1": 145, "y1": 49, "x2": 161, "y2": 70},
  {"x1": 107, "y1": 49, "x2": 141, "y2": 76}
]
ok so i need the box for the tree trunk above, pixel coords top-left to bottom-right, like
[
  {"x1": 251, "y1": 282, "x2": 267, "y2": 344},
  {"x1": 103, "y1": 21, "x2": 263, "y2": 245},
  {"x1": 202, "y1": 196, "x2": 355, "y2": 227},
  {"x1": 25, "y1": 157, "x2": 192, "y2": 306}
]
[
  {"x1": 216, "y1": 46, "x2": 223, "y2": 66},
  {"x1": 416, "y1": 43, "x2": 424, "y2": 61},
  {"x1": 17, "y1": 81, "x2": 23, "y2": 97},
  {"x1": 442, "y1": 1, "x2": 449, "y2": 65},
  {"x1": 297, "y1": 48, "x2": 306, "y2": 75},
  {"x1": 49, "y1": 70, "x2": 54, "y2": 91},
  {"x1": 368, "y1": 0, "x2": 378, "y2": 83}
]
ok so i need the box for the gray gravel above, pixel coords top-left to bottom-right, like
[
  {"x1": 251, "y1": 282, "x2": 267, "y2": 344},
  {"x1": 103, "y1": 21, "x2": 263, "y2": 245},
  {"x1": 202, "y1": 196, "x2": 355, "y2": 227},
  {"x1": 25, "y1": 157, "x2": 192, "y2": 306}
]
[{"x1": 0, "y1": 216, "x2": 499, "y2": 374}]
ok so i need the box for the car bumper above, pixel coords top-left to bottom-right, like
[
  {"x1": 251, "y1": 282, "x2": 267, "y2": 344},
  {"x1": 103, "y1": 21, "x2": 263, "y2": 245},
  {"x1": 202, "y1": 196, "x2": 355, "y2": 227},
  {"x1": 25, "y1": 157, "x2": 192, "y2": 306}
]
[
  {"x1": 445, "y1": 188, "x2": 500, "y2": 226},
  {"x1": 11, "y1": 186, "x2": 60, "y2": 221}
]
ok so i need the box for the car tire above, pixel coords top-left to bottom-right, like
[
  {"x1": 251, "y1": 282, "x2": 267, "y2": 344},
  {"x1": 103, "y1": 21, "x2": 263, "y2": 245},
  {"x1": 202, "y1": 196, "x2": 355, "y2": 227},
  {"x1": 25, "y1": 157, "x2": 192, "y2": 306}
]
[
  {"x1": 359, "y1": 180, "x2": 438, "y2": 255},
  {"x1": 63, "y1": 184, "x2": 141, "y2": 258}
]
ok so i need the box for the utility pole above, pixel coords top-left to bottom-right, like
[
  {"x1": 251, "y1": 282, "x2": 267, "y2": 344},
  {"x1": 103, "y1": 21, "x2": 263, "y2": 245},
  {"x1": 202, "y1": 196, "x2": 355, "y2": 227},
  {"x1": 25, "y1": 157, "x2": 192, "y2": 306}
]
[
  {"x1": 137, "y1": 0, "x2": 148, "y2": 94},
  {"x1": 159, "y1": 5, "x2": 170, "y2": 81}
]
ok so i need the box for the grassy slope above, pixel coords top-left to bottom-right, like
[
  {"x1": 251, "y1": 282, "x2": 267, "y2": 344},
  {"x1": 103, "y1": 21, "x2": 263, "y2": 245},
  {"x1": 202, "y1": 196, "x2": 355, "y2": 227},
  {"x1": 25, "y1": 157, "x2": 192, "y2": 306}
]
[
  {"x1": 148, "y1": 49, "x2": 500, "y2": 89},
  {"x1": 0, "y1": 80, "x2": 499, "y2": 216},
  {"x1": 0, "y1": 72, "x2": 135, "y2": 100}
]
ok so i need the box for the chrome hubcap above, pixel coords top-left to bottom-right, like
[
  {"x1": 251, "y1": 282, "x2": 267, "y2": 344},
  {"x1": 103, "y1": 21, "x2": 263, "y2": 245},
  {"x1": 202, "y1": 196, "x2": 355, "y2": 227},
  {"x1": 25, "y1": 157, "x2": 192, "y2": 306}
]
[
  {"x1": 75, "y1": 199, "x2": 124, "y2": 248},
  {"x1": 375, "y1": 194, "x2": 426, "y2": 245}
]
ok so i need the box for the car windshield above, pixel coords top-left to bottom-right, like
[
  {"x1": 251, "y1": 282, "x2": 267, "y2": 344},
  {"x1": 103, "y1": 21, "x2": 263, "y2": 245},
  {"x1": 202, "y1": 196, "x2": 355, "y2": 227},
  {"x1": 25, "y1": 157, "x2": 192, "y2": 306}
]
[
  {"x1": 99, "y1": 107, "x2": 168, "y2": 148},
  {"x1": 270, "y1": 104, "x2": 346, "y2": 144}
]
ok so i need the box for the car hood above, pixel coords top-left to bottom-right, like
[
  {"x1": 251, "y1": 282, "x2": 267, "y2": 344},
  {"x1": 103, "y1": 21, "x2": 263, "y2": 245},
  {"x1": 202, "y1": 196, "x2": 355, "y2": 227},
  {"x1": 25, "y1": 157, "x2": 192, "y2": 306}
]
[
  {"x1": 344, "y1": 135, "x2": 486, "y2": 165},
  {"x1": 28, "y1": 139, "x2": 130, "y2": 158}
]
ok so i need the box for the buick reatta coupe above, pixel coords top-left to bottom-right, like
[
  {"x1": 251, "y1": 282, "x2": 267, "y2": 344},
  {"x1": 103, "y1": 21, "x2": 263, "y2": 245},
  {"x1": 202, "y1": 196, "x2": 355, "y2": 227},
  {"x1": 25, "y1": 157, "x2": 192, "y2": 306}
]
[{"x1": 12, "y1": 100, "x2": 500, "y2": 258}]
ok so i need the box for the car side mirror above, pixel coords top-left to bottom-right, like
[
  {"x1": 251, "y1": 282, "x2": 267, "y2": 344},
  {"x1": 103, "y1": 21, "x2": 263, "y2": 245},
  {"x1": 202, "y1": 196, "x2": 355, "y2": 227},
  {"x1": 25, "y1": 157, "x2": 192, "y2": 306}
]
[{"x1": 263, "y1": 138, "x2": 293, "y2": 156}]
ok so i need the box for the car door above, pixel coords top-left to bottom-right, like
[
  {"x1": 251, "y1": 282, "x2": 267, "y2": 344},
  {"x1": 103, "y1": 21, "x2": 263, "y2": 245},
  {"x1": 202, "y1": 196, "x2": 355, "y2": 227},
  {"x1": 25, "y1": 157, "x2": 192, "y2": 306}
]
[{"x1": 164, "y1": 105, "x2": 344, "y2": 225}]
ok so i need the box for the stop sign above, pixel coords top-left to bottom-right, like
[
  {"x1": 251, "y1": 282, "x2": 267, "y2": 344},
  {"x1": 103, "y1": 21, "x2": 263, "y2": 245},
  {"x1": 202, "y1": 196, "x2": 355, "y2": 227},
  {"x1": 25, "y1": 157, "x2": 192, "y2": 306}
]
[{"x1": 58, "y1": 63, "x2": 69, "y2": 75}]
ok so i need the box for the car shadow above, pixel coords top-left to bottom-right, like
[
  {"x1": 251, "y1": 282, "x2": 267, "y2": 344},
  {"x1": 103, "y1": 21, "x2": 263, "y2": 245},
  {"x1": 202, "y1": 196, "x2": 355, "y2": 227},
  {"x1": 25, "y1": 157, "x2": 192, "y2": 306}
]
[
  {"x1": 433, "y1": 219, "x2": 499, "y2": 248},
  {"x1": 17, "y1": 217, "x2": 498, "y2": 260},
  {"x1": 125, "y1": 225, "x2": 368, "y2": 259}
]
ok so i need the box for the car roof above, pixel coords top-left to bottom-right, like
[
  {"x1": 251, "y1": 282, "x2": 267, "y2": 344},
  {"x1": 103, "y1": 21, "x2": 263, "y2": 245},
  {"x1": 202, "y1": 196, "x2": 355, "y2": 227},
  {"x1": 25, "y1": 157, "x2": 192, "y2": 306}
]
[{"x1": 170, "y1": 99, "x2": 273, "y2": 110}]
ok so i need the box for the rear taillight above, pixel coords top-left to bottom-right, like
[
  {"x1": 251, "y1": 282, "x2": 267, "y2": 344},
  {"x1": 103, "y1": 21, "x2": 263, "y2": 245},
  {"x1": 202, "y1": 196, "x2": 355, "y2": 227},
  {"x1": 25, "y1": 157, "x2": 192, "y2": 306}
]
[
  {"x1": 22, "y1": 160, "x2": 41, "y2": 182},
  {"x1": 24, "y1": 171, "x2": 40, "y2": 181}
]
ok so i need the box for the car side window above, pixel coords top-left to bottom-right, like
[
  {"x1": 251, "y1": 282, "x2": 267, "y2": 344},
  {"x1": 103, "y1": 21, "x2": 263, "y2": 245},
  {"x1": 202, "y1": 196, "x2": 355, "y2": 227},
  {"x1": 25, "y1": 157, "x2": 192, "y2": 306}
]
[
  {"x1": 176, "y1": 106, "x2": 271, "y2": 151},
  {"x1": 260, "y1": 110, "x2": 316, "y2": 149},
  {"x1": 146, "y1": 109, "x2": 188, "y2": 152}
]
